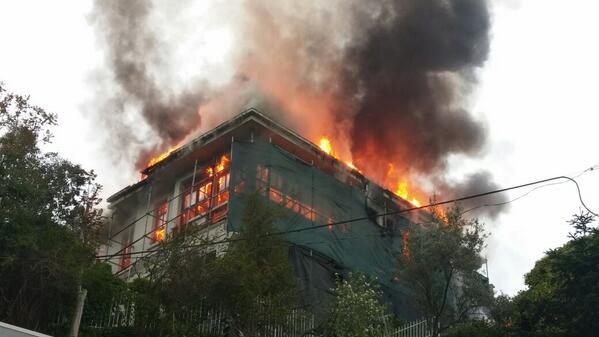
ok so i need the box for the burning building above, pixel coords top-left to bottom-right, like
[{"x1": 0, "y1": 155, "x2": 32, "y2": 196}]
[{"x1": 104, "y1": 108, "x2": 432, "y2": 317}]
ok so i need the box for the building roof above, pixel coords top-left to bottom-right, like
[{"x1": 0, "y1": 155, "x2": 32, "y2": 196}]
[{"x1": 107, "y1": 108, "x2": 412, "y2": 209}]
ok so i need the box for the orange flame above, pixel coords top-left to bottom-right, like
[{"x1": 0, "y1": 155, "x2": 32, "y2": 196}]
[
  {"x1": 319, "y1": 136, "x2": 361, "y2": 172},
  {"x1": 319, "y1": 137, "x2": 422, "y2": 207},
  {"x1": 216, "y1": 154, "x2": 230, "y2": 173},
  {"x1": 154, "y1": 228, "x2": 166, "y2": 242},
  {"x1": 394, "y1": 180, "x2": 421, "y2": 207},
  {"x1": 345, "y1": 161, "x2": 360, "y2": 172},
  {"x1": 147, "y1": 147, "x2": 178, "y2": 168},
  {"x1": 319, "y1": 137, "x2": 333, "y2": 155},
  {"x1": 206, "y1": 154, "x2": 230, "y2": 177}
]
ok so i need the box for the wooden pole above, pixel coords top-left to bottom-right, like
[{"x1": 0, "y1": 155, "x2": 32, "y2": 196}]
[{"x1": 68, "y1": 286, "x2": 87, "y2": 337}]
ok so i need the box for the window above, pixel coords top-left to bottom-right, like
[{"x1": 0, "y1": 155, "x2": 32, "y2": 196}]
[
  {"x1": 153, "y1": 201, "x2": 168, "y2": 242},
  {"x1": 214, "y1": 171, "x2": 230, "y2": 207},
  {"x1": 180, "y1": 154, "x2": 231, "y2": 226},
  {"x1": 181, "y1": 177, "x2": 212, "y2": 224},
  {"x1": 256, "y1": 165, "x2": 269, "y2": 191},
  {"x1": 120, "y1": 244, "x2": 132, "y2": 270},
  {"x1": 401, "y1": 231, "x2": 410, "y2": 259}
]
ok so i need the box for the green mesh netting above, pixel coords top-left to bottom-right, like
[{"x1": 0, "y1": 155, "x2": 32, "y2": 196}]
[{"x1": 228, "y1": 141, "x2": 417, "y2": 318}]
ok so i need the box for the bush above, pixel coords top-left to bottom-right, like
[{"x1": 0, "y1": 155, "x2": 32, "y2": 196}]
[
  {"x1": 443, "y1": 321, "x2": 529, "y2": 337},
  {"x1": 80, "y1": 326, "x2": 134, "y2": 337},
  {"x1": 326, "y1": 273, "x2": 389, "y2": 337}
]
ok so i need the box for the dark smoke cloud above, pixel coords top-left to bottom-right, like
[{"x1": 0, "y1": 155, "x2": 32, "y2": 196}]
[
  {"x1": 435, "y1": 171, "x2": 509, "y2": 220},
  {"x1": 342, "y1": 0, "x2": 490, "y2": 176},
  {"x1": 89, "y1": 0, "x2": 508, "y2": 216},
  {"x1": 333, "y1": 0, "x2": 508, "y2": 216},
  {"x1": 90, "y1": 0, "x2": 205, "y2": 167}
]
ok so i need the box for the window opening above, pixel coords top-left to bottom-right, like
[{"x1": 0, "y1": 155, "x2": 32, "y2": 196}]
[
  {"x1": 180, "y1": 154, "x2": 230, "y2": 226},
  {"x1": 153, "y1": 201, "x2": 168, "y2": 242},
  {"x1": 120, "y1": 244, "x2": 132, "y2": 270}
]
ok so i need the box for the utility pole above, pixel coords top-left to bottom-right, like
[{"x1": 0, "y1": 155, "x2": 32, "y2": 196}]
[
  {"x1": 69, "y1": 287, "x2": 88, "y2": 337},
  {"x1": 69, "y1": 184, "x2": 101, "y2": 337}
]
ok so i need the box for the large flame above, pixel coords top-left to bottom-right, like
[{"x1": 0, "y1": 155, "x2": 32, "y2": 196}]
[
  {"x1": 319, "y1": 137, "x2": 333, "y2": 156},
  {"x1": 319, "y1": 136, "x2": 361, "y2": 172},
  {"x1": 206, "y1": 154, "x2": 230, "y2": 177},
  {"x1": 146, "y1": 136, "x2": 422, "y2": 207},
  {"x1": 394, "y1": 180, "x2": 422, "y2": 207},
  {"x1": 147, "y1": 147, "x2": 178, "y2": 168},
  {"x1": 318, "y1": 136, "x2": 421, "y2": 207}
]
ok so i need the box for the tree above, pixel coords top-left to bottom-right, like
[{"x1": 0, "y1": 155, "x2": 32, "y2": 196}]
[
  {"x1": 514, "y1": 212, "x2": 599, "y2": 337},
  {"x1": 130, "y1": 193, "x2": 300, "y2": 336},
  {"x1": 211, "y1": 193, "x2": 299, "y2": 335},
  {"x1": 80, "y1": 262, "x2": 127, "y2": 332},
  {"x1": 326, "y1": 272, "x2": 389, "y2": 337},
  {"x1": 489, "y1": 294, "x2": 516, "y2": 329},
  {"x1": 0, "y1": 83, "x2": 108, "y2": 335},
  {"x1": 128, "y1": 224, "x2": 221, "y2": 336},
  {"x1": 396, "y1": 206, "x2": 493, "y2": 335}
]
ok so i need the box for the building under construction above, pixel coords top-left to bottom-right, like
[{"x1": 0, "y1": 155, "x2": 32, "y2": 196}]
[{"x1": 103, "y1": 108, "x2": 427, "y2": 318}]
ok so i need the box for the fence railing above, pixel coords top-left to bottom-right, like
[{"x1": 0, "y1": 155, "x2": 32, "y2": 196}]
[
  {"x1": 387, "y1": 318, "x2": 433, "y2": 337},
  {"x1": 84, "y1": 296, "x2": 434, "y2": 337},
  {"x1": 83, "y1": 298, "x2": 315, "y2": 337}
]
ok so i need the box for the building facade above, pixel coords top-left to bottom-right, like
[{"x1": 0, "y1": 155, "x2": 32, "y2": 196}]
[{"x1": 103, "y1": 108, "x2": 427, "y2": 317}]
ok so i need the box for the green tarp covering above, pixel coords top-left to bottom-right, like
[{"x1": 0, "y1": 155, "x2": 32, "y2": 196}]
[{"x1": 228, "y1": 141, "x2": 418, "y2": 318}]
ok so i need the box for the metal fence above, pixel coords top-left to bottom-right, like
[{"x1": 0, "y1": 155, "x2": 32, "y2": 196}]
[
  {"x1": 386, "y1": 318, "x2": 433, "y2": 337},
  {"x1": 84, "y1": 297, "x2": 434, "y2": 337},
  {"x1": 84, "y1": 299, "x2": 315, "y2": 337}
]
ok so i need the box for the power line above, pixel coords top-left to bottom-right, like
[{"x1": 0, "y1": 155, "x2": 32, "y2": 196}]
[
  {"x1": 97, "y1": 173, "x2": 598, "y2": 260},
  {"x1": 461, "y1": 166, "x2": 597, "y2": 216}
]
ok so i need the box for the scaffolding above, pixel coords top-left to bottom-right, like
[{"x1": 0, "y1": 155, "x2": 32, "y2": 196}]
[{"x1": 102, "y1": 136, "x2": 427, "y2": 318}]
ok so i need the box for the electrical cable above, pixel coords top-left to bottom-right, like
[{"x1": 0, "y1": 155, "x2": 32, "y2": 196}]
[
  {"x1": 97, "y1": 172, "x2": 598, "y2": 260},
  {"x1": 461, "y1": 165, "x2": 598, "y2": 216}
]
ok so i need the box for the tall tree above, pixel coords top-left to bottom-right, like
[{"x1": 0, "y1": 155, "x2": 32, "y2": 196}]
[
  {"x1": 210, "y1": 193, "x2": 300, "y2": 335},
  {"x1": 514, "y1": 211, "x2": 598, "y2": 337},
  {"x1": 396, "y1": 206, "x2": 493, "y2": 335},
  {"x1": 0, "y1": 83, "x2": 105, "y2": 334}
]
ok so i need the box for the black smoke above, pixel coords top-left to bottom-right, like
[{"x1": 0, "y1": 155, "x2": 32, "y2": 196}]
[
  {"x1": 336, "y1": 0, "x2": 508, "y2": 217},
  {"x1": 342, "y1": 0, "x2": 490, "y2": 176},
  {"x1": 89, "y1": 0, "x2": 508, "y2": 218},
  {"x1": 89, "y1": 0, "x2": 205, "y2": 167}
]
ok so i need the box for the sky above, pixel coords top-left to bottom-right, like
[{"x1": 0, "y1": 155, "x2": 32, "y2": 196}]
[{"x1": 0, "y1": 0, "x2": 598, "y2": 296}]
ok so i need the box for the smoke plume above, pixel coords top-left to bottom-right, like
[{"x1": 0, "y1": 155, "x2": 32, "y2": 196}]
[{"x1": 90, "y1": 0, "x2": 508, "y2": 218}]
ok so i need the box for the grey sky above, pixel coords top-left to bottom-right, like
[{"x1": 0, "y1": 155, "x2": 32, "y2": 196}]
[{"x1": 0, "y1": 0, "x2": 597, "y2": 295}]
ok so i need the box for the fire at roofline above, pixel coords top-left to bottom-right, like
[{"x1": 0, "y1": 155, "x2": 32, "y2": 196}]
[{"x1": 89, "y1": 0, "x2": 508, "y2": 219}]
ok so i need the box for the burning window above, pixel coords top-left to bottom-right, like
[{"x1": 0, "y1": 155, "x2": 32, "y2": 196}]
[
  {"x1": 285, "y1": 196, "x2": 302, "y2": 213},
  {"x1": 214, "y1": 170, "x2": 230, "y2": 207},
  {"x1": 269, "y1": 187, "x2": 284, "y2": 204},
  {"x1": 256, "y1": 165, "x2": 269, "y2": 191},
  {"x1": 300, "y1": 205, "x2": 314, "y2": 221},
  {"x1": 152, "y1": 201, "x2": 168, "y2": 242},
  {"x1": 120, "y1": 244, "x2": 132, "y2": 271},
  {"x1": 180, "y1": 154, "x2": 230, "y2": 226},
  {"x1": 261, "y1": 166, "x2": 333, "y2": 226},
  {"x1": 181, "y1": 176, "x2": 212, "y2": 224}
]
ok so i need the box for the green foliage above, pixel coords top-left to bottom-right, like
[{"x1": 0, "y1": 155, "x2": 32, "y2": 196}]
[
  {"x1": 130, "y1": 193, "x2": 299, "y2": 336},
  {"x1": 513, "y1": 213, "x2": 599, "y2": 337},
  {"x1": 0, "y1": 83, "x2": 112, "y2": 334},
  {"x1": 326, "y1": 272, "x2": 389, "y2": 337},
  {"x1": 444, "y1": 320, "x2": 527, "y2": 337},
  {"x1": 213, "y1": 194, "x2": 298, "y2": 327},
  {"x1": 397, "y1": 206, "x2": 492, "y2": 334},
  {"x1": 81, "y1": 263, "x2": 127, "y2": 326},
  {"x1": 80, "y1": 326, "x2": 134, "y2": 337},
  {"x1": 489, "y1": 294, "x2": 516, "y2": 328}
]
